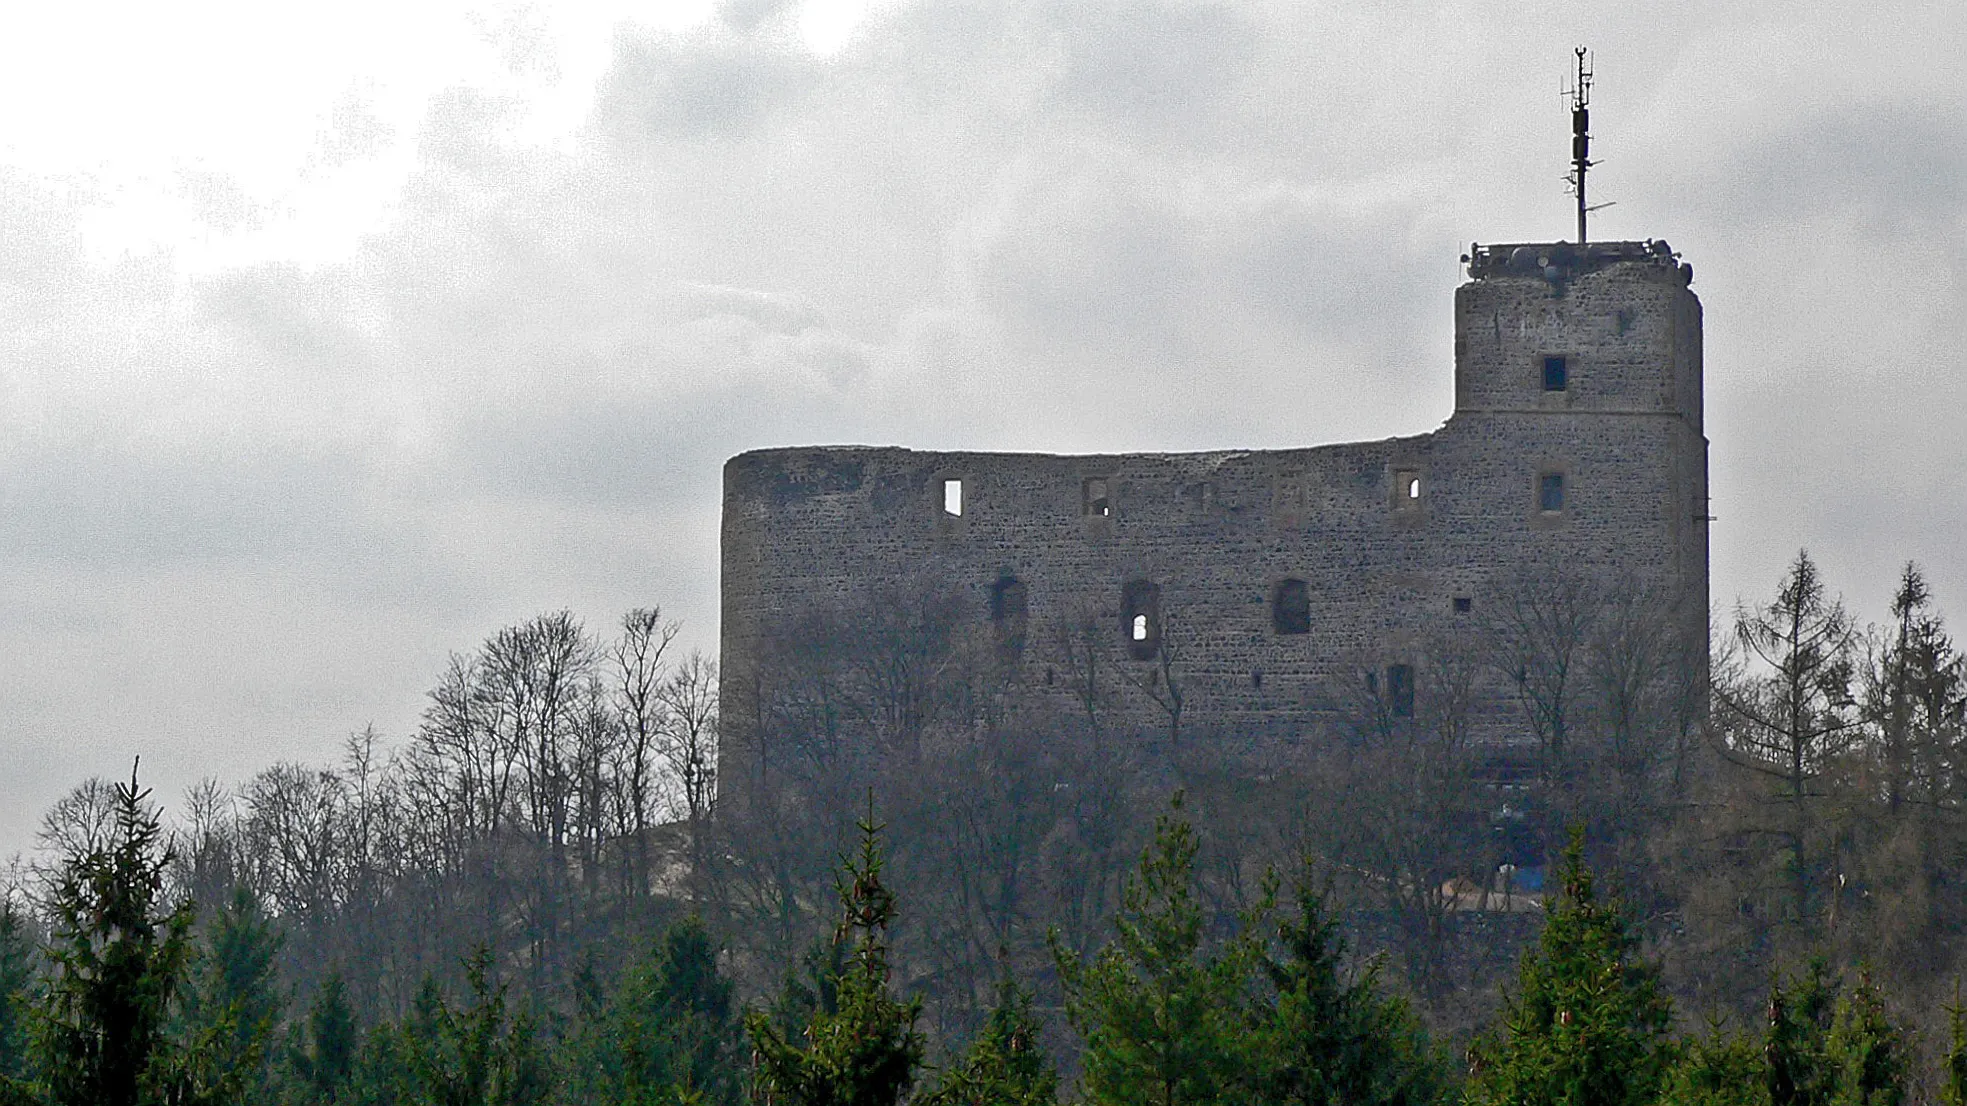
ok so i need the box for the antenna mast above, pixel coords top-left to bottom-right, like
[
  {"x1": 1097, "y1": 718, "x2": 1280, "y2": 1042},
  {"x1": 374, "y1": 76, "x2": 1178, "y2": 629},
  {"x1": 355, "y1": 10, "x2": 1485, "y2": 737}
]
[{"x1": 1565, "y1": 46, "x2": 1593, "y2": 244}]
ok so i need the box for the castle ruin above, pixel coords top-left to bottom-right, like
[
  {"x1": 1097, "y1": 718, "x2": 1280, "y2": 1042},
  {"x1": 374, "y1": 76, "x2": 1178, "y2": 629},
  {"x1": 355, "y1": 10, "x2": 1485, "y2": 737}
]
[{"x1": 719, "y1": 239, "x2": 1708, "y2": 810}]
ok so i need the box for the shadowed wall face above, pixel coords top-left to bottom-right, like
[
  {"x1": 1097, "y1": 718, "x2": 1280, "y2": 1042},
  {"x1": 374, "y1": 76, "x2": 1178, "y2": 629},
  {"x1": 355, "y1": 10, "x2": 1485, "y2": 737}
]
[{"x1": 719, "y1": 243, "x2": 1707, "y2": 810}]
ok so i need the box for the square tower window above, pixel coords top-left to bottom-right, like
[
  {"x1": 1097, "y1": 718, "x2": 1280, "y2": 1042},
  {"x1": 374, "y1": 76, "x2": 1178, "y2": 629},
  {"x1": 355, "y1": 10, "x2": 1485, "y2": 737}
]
[
  {"x1": 1542, "y1": 356, "x2": 1569, "y2": 392},
  {"x1": 943, "y1": 478, "x2": 963, "y2": 516},
  {"x1": 1539, "y1": 471, "x2": 1566, "y2": 513},
  {"x1": 1083, "y1": 477, "x2": 1111, "y2": 518}
]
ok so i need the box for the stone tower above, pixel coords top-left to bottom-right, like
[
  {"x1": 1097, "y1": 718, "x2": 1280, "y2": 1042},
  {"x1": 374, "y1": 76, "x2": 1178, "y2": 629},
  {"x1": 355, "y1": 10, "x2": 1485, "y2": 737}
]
[{"x1": 718, "y1": 239, "x2": 1706, "y2": 812}]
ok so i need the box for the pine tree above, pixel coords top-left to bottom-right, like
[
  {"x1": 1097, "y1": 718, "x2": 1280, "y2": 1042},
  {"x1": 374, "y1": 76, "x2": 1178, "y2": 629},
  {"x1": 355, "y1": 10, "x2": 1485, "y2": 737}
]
[
  {"x1": 35, "y1": 765, "x2": 199, "y2": 1106},
  {"x1": 1942, "y1": 988, "x2": 1967, "y2": 1106},
  {"x1": 1053, "y1": 795, "x2": 1254, "y2": 1106},
  {"x1": 395, "y1": 950, "x2": 552, "y2": 1106},
  {"x1": 1466, "y1": 832, "x2": 1675, "y2": 1106},
  {"x1": 1825, "y1": 972, "x2": 1904, "y2": 1106},
  {"x1": 181, "y1": 887, "x2": 285, "y2": 1103},
  {"x1": 571, "y1": 916, "x2": 742, "y2": 1106},
  {"x1": 0, "y1": 897, "x2": 34, "y2": 1104},
  {"x1": 920, "y1": 978, "x2": 1058, "y2": 1106},
  {"x1": 1767, "y1": 960, "x2": 1840, "y2": 1106},
  {"x1": 1663, "y1": 1019, "x2": 1766, "y2": 1106},
  {"x1": 1252, "y1": 877, "x2": 1443, "y2": 1106},
  {"x1": 747, "y1": 810, "x2": 925, "y2": 1106},
  {"x1": 288, "y1": 972, "x2": 356, "y2": 1105}
]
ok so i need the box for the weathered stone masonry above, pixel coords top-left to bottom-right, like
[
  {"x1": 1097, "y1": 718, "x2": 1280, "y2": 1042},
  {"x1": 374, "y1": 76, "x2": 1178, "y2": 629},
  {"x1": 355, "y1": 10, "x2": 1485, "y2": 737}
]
[{"x1": 720, "y1": 240, "x2": 1708, "y2": 807}]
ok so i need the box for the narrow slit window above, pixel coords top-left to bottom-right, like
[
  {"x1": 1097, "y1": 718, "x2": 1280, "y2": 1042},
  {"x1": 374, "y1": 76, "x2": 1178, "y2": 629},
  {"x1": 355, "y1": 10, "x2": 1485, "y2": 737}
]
[
  {"x1": 1131, "y1": 615, "x2": 1148, "y2": 641},
  {"x1": 1539, "y1": 472, "x2": 1566, "y2": 513},
  {"x1": 1542, "y1": 355, "x2": 1569, "y2": 392},
  {"x1": 1083, "y1": 477, "x2": 1111, "y2": 518},
  {"x1": 990, "y1": 575, "x2": 1029, "y2": 660},
  {"x1": 943, "y1": 478, "x2": 963, "y2": 516},
  {"x1": 1387, "y1": 663, "x2": 1415, "y2": 718}
]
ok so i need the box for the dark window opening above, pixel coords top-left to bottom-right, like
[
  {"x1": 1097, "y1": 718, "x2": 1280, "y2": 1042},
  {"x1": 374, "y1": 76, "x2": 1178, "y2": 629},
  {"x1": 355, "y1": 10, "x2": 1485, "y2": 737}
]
[
  {"x1": 1454, "y1": 596, "x2": 1472, "y2": 614},
  {"x1": 1543, "y1": 355, "x2": 1568, "y2": 392},
  {"x1": 1387, "y1": 663, "x2": 1415, "y2": 718},
  {"x1": 989, "y1": 576, "x2": 1027, "y2": 622},
  {"x1": 1539, "y1": 472, "x2": 1566, "y2": 513},
  {"x1": 989, "y1": 575, "x2": 1028, "y2": 661},
  {"x1": 1272, "y1": 578, "x2": 1311, "y2": 634},
  {"x1": 1045, "y1": 667, "x2": 1055, "y2": 686},
  {"x1": 1121, "y1": 580, "x2": 1161, "y2": 660},
  {"x1": 1251, "y1": 670, "x2": 1264, "y2": 690},
  {"x1": 1083, "y1": 477, "x2": 1111, "y2": 518},
  {"x1": 942, "y1": 478, "x2": 963, "y2": 516}
]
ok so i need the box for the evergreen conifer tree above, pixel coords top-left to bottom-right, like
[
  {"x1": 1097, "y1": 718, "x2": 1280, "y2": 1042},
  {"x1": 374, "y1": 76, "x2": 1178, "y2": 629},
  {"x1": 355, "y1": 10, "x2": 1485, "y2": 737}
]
[
  {"x1": 1825, "y1": 973, "x2": 1904, "y2": 1106},
  {"x1": 1767, "y1": 961, "x2": 1840, "y2": 1106},
  {"x1": 1466, "y1": 832, "x2": 1674, "y2": 1106},
  {"x1": 920, "y1": 978, "x2": 1058, "y2": 1106},
  {"x1": 0, "y1": 897, "x2": 34, "y2": 1105},
  {"x1": 1252, "y1": 877, "x2": 1443, "y2": 1106},
  {"x1": 1663, "y1": 1019, "x2": 1766, "y2": 1106},
  {"x1": 573, "y1": 916, "x2": 741, "y2": 1106},
  {"x1": 181, "y1": 887, "x2": 285, "y2": 1102},
  {"x1": 35, "y1": 765, "x2": 199, "y2": 1106},
  {"x1": 747, "y1": 810, "x2": 924, "y2": 1106},
  {"x1": 395, "y1": 950, "x2": 552, "y2": 1106},
  {"x1": 288, "y1": 972, "x2": 356, "y2": 1105},
  {"x1": 1942, "y1": 989, "x2": 1967, "y2": 1106},
  {"x1": 1053, "y1": 795, "x2": 1254, "y2": 1106}
]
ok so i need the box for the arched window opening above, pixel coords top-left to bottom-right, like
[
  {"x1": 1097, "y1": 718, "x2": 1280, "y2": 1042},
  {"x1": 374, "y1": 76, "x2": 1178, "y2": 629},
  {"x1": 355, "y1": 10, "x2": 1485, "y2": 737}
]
[{"x1": 1120, "y1": 580, "x2": 1161, "y2": 661}]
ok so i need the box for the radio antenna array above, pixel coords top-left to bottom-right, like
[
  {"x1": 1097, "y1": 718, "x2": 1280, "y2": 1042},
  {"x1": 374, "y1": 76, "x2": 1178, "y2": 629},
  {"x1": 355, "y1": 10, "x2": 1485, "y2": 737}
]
[{"x1": 1562, "y1": 46, "x2": 1607, "y2": 244}]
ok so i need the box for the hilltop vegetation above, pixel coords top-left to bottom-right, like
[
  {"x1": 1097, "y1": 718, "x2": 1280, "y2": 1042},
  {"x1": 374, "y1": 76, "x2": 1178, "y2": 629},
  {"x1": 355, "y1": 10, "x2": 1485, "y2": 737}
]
[{"x1": 2, "y1": 549, "x2": 1965, "y2": 1103}]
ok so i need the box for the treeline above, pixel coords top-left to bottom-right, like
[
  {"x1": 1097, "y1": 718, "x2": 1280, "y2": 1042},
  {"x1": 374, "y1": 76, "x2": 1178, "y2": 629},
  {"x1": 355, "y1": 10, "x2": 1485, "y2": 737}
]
[
  {"x1": 2, "y1": 777, "x2": 1963, "y2": 1106},
  {"x1": 1, "y1": 547, "x2": 1963, "y2": 1085}
]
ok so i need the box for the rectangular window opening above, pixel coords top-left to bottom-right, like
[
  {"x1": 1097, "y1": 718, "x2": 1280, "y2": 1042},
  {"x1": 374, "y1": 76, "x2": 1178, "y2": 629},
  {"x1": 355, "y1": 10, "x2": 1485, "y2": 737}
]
[
  {"x1": 1539, "y1": 472, "x2": 1566, "y2": 513},
  {"x1": 1454, "y1": 596, "x2": 1473, "y2": 614},
  {"x1": 1393, "y1": 469, "x2": 1422, "y2": 511},
  {"x1": 1388, "y1": 663, "x2": 1415, "y2": 718},
  {"x1": 1083, "y1": 477, "x2": 1111, "y2": 518},
  {"x1": 1543, "y1": 355, "x2": 1569, "y2": 392},
  {"x1": 943, "y1": 478, "x2": 963, "y2": 516},
  {"x1": 1273, "y1": 579, "x2": 1311, "y2": 635}
]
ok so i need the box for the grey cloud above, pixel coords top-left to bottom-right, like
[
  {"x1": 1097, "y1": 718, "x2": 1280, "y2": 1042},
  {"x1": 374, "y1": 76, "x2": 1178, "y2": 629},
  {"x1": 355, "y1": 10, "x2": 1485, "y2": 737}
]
[
  {"x1": 1687, "y1": 101, "x2": 1967, "y2": 234},
  {"x1": 1038, "y1": 0, "x2": 1259, "y2": 136},
  {"x1": 718, "y1": 0, "x2": 799, "y2": 33},
  {"x1": 592, "y1": 29, "x2": 819, "y2": 142}
]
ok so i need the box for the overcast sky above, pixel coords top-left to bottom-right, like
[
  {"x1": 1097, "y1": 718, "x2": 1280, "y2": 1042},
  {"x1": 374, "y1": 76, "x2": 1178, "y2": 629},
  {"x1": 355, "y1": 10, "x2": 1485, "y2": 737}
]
[{"x1": 1, "y1": 0, "x2": 1962, "y2": 857}]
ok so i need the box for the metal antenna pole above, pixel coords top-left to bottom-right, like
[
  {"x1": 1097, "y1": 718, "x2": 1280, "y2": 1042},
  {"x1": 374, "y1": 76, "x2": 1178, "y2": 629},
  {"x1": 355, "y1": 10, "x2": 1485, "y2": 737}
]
[{"x1": 1567, "y1": 46, "x2": 1593, "y2": 244}]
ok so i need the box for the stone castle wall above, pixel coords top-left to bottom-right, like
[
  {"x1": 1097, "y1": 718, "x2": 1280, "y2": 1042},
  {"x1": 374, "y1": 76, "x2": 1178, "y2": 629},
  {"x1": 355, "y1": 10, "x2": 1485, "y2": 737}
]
[{"x1": 719, "y1": 241, "x2": 1708, "y2": 807}]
